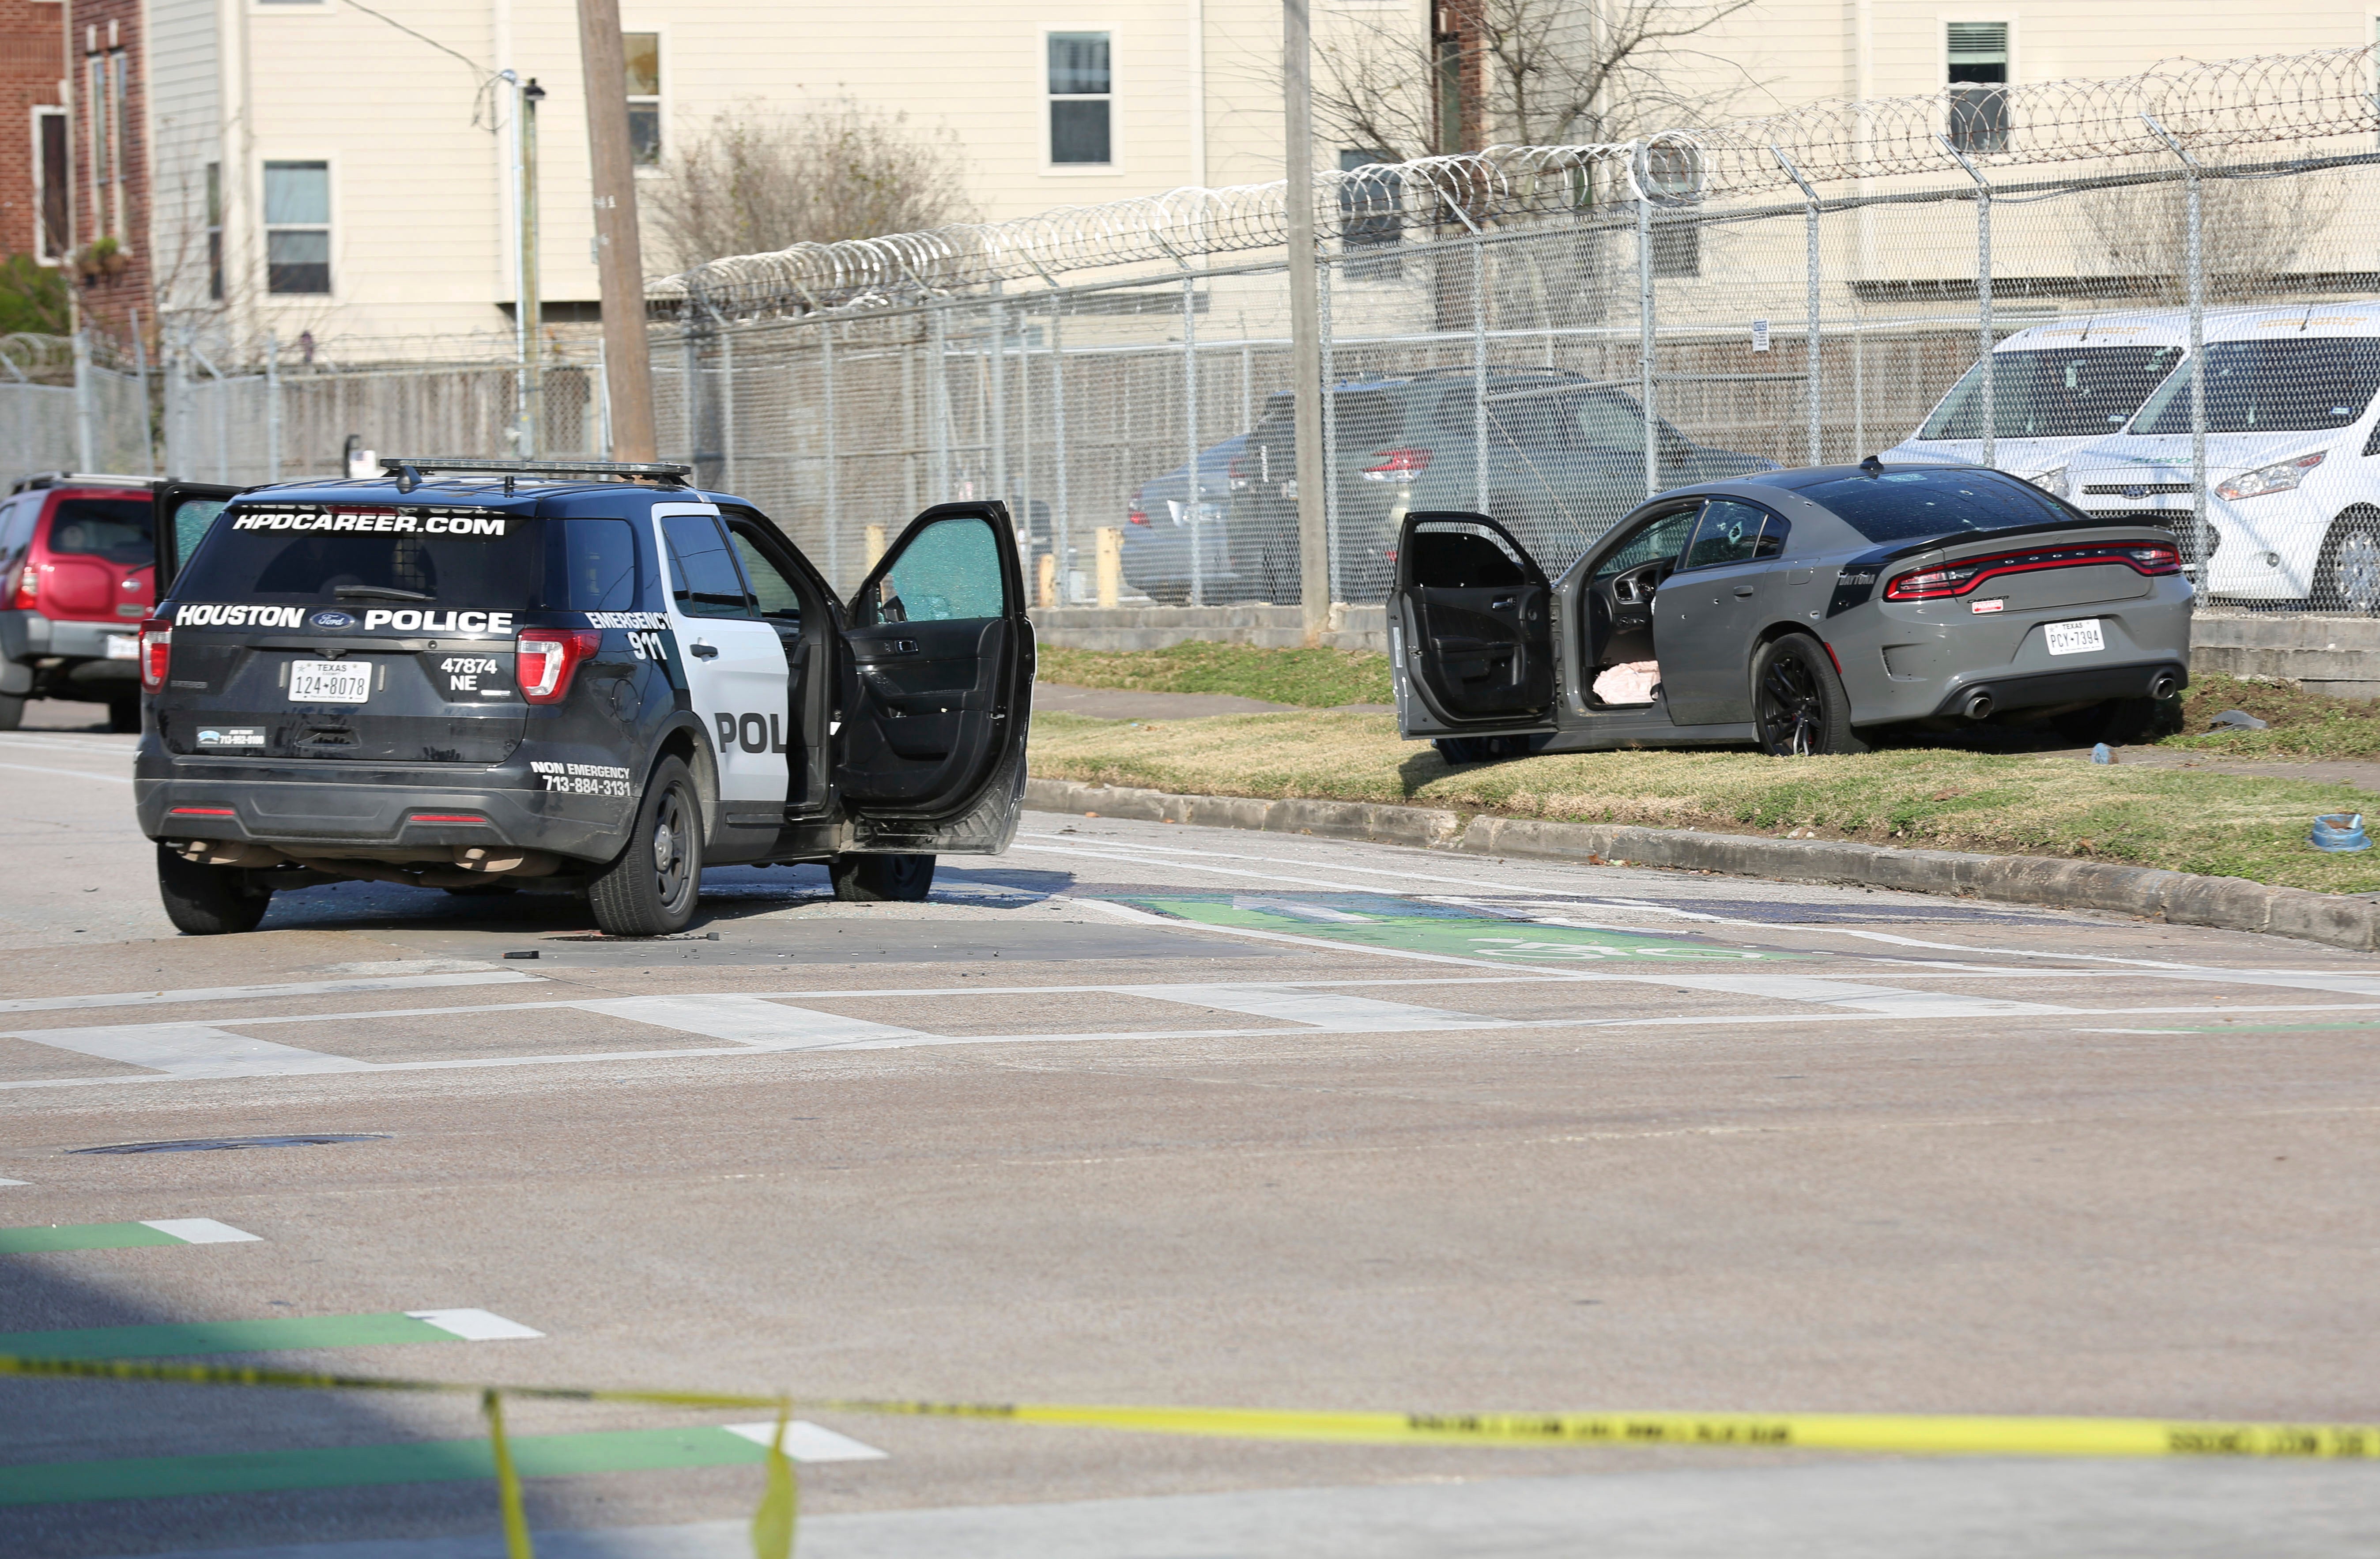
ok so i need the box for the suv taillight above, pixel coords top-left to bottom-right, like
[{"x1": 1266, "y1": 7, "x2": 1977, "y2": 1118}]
[
  {"x1": 1362, "y1": 447, "x2": 1433, "y2": 482},
  {"x1": 516, "y1": 629, "x2": 600, "y2": 704},
  {"x1": 139, "y1": 615, "x2": 171, "y2": 691},
  {"x1": 10, "y1": 563, "x2": 35, "y2": 608}
]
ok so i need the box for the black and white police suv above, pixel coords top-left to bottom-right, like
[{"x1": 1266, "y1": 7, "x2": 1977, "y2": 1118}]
[{"x1": 135, "y1": 459, "x2": 1034, "y2": 937}]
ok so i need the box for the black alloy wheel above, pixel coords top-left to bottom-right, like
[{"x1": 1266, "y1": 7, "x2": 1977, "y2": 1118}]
[
  {"x1": 588, "y1": 757, "x2": 703, "y2": 936},
  {"x1": 1752, "y1": 633, "x2": 1865, "y2": 757}
]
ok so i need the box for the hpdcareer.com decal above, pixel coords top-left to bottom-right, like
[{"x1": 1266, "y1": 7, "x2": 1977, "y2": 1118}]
[{"x1": 229, "y1": 508, "x2": 511, "y2": 536}]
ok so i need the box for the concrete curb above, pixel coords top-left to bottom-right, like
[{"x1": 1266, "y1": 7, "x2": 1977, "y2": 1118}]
[{"x1": 1022, "y1": 776, "x2": 2380, "y2": 955}]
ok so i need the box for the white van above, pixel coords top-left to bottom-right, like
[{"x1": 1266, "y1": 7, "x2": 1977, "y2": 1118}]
[
  {"x1": 1882, "y1": 311, "x2": 2191, "y2": 483},
  {"x1": 2063, "y1": 304, "x2": 2380, "y2": 610}
]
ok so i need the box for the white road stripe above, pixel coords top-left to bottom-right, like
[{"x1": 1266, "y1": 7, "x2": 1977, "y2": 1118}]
[
  {"x1": 724, "y1": 1421, "x2": 890, "y2": 1462},
  {"x1": 140, "y1": 1218, "x2": 260, "y2": 1244},
  {"x1": 0, "y1": 760, "x2": 132, "y2": 784},
  {"x1": 0, "y1": 970, "x2": 541, "y2": 1015},
  {"x1": 15, "y1": 1022, "x2": 375, "y2": 1078},
  {"x1": 1117, "y1": 983, "x2": 1516, "y2": 1031},
  {"x1": 1649, "y1": 973, "x2": 2080, "y2": 1016},
  {"x1": 406, "y1": 1308, "x2": 545, "y2": 1340},
  {"x1": 6, "y1": 1000, "x2": 2380, "y2": 1091},
  {"x1": 574, "y1": 993, "x2": 929, "y2": 1049}
]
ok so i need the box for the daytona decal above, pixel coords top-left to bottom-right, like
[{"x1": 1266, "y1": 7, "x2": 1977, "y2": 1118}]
[{"x1": 228, "y1": 508, "x2": 511, "y2": 536}]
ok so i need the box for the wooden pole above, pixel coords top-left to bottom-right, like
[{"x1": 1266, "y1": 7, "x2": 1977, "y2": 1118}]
[{"x1": 575, "y1": 0, "x2": 656, "y2": 461}]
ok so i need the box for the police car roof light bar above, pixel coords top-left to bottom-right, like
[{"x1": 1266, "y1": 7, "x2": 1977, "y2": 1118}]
[{"x1": 377, "y1": 457, "x2": 694, "y2": 495}]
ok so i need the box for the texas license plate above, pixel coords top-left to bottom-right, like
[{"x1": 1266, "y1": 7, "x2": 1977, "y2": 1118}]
[
  {"x1": 288, "y1": 659, "x2": 372, "y2": 702},
  {"x1": 2043, "y1": 618, "x2": 2106, "y2": 657},
  {"x1": 104, "y1": 634, "x2": 138, "y2": 660}
]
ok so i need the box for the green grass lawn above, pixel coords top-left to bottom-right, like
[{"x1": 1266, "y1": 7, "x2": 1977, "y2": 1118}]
[
  {"x1": 1037, "y1": 642, "x2": 1393, "y2": 707},
  {"x1": 1029, "y1": 706, "x2": 2380, "y2": 894}
]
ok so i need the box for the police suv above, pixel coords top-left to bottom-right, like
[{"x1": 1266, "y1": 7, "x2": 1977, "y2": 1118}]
[{"x1": 136, "y1": 459, "x2": 1034, "y2": 936}]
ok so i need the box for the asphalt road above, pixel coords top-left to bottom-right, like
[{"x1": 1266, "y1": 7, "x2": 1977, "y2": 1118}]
[{"x1": 4, "y1": 706, "x2": 2378, "y2": 1558}]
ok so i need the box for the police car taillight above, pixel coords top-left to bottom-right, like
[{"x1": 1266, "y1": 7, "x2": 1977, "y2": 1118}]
[
  {"x1": 139, "y1": 616, "x2": 171, "y2": 691},
  {"x1": 517, "y1": 629, "x2": 600, "y2": 704}
]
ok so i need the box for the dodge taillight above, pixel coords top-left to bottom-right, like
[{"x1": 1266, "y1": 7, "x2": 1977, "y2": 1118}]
[
  {"x1": 139, "y1": 615, "x2": 171, "y2": 691},
  {"x1": 1362, "y1": 447, "x2": 1434, "y2": 482},
  {"x1": 1885, "y1": 541, "x2": 2181, "y2": 601},
  {"x1": 516, "y1": 629, "x2": 600, "y2": 704}
]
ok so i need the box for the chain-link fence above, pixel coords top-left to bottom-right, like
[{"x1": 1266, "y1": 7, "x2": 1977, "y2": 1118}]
[
  {"x1": 154, "y1": 45, "x2": 2380, "y2": 614},
  {"x1": 0, "y1": 333, "x2": 151, "y2": 491}
]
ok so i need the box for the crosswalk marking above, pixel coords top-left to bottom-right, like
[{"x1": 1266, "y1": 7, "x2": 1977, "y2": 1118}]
[
  {"x1": 573, "y1": 993, "x2": 929, "y2": 1049},
  {"x1": 0, "y1": 970, "x2": 541, "y2": 1017},
  {"x1": 1117, "y1": 983, "x2": 1516, "y2": 1031},
  {"x1": 724, "y1": 1421, "x2": 890, "y2": 1461},
  {"x1": 138, "y1": 1219, "x2": 260, "y2": 1245},
  {"x1": 12, "y1": 1022, "x2": 374, "y2": 1078},
  {"x1": 1640, "y1": 974, "x2": 2081, "y2": 1017}
]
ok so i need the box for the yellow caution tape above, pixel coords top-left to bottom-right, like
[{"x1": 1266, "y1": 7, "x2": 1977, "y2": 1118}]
[{"x1": 4, "y1": 1354, "x2": 2374, "y2": 1460}]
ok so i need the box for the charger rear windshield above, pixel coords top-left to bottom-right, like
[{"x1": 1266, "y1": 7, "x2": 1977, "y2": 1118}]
[
  {"x1": 174, "y1": 506, "x2": 640, "y2": 611},
  {"x1": 1800, "y1": 468, "x2": 2078, "y2": 544}
]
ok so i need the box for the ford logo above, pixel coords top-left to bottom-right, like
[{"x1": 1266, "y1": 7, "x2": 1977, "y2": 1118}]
[
  {"x1": 2122, "y1": 486, "x2": 2149, "y2": 500},
  {"x1": 309, "y1": 609, "x2": 356, "y2": 629}
]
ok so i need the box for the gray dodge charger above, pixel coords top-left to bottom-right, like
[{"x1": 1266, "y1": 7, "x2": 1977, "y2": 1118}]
[{"x1": 1391, "y1": 460, "x2": 2191, "y2": 759}]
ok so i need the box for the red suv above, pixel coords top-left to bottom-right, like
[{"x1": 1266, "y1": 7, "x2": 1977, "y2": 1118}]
[{"x1": 0, "y1": 474, "x2": 189, "y2": 731}]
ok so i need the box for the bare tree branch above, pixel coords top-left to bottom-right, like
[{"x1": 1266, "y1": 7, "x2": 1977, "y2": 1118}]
[{"x1": 648, "y1": 101, "x2": 979, "y2": 271}]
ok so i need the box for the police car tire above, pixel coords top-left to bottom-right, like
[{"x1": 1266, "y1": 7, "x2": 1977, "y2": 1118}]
[
  {"x1": 830, "y1": 853, "x2": 935, "y2": 902},
  {"x1": 107, "y1": 696, "x2": 140, "y2": 733},
  {"x1": 155, "y1": 845, "x2": 274, "y2": 936},
  {"x1": 0, "y1": 693, "x2": 21, "y2": 731},
  {"x1": 589, "y1": 758, "x2": 703, "y2": 936}
]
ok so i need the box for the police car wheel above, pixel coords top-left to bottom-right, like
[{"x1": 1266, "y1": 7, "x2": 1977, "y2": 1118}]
[
  {"x1": 830, "y1": 853, "x2": 935, "y2": 902},
  {"x1": 589, "y1": 757, "x2": 703, "y2": 936},
  {"x1": 155, "y1": 844, "x2": 274, "y2": 936},
  {"x1": 107, "y1": 696, "x2": 140, "y2": 733},
  {"x1": 0, "y1": 693, "x2": 22, "y2": 732}
]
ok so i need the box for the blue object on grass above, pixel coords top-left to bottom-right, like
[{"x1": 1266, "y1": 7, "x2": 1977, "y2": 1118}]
[
  {"x1": 2091, "y1": 743, "x2": 2113, "y2": 764},
  {"x1": 2310, "y1": 813, "x2": 2371, "y2": 852}
]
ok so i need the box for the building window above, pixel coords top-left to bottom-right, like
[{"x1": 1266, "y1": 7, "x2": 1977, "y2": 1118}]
[
  {"x1": 34, "y1": 108, "x2": 67, "y2": 260},
  {"x1": 263, "y1": 160, "x2": 330, "y2": 294},
  {"x1": 1947, "y1": 22, "x2": 2010, "y2": 154},
  {"x1": 624, "y1": 33, "x2": 660, "y2": 168},
  {"x1": 1047, "y1": 32, "x2": 1110, "y2": 165},
  {"x1": 205, "y1": 162, "x2": 222, "y2": 301}
]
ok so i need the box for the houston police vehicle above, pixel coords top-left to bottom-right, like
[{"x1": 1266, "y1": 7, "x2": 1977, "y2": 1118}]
[{"x1": 136, "y1": 459, "x2": 1033, "y2": 936}]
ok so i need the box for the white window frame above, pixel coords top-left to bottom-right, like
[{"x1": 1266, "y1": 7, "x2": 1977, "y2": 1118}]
[
  {"x1": 1042, "y1": 25, "x2": 1119, "y2": 176},
  {"x1": 30, "y1": 105, "x2": 66, "y2": 262},
  {"x1": 1942, "y1": 17, "x2": 2014, "y2": 156},
  {"x1": 622, "y1": 25, "x2": 666, "y2": 177},
  {"x1": 261, "y1": 155, "x2": 336, "y2": 299}
]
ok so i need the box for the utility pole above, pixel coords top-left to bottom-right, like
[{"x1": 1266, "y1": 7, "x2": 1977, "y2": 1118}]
[
  {"x1": 519, "y1": 78, "x2": 546, "y2": 458},
  {"x1": 1285, "y1": 0, "x2": 1327, "y2": 645},
  {"x1": 575, "y1": 0, "x2": 656, "y2": 461}
]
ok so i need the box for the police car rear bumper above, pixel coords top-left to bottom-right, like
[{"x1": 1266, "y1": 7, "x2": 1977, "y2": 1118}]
[{"x1": 133, "y1": 751, "x2": 630, "y2": 865}]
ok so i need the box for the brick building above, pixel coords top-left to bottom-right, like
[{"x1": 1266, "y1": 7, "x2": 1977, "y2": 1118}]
[
  {"x1": 60, "y1": 0, "x2": 148, "y2": 341},
  {"x1": 0, "y1": 0, "x2": 63, "y2": 270}
]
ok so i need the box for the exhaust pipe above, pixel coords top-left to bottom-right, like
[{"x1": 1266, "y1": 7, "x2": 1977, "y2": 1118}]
[
  {"x1": 1961, "y1": 690, "x2": 1995, "y2": 721},
  {"x1": 2150, "y1": 672, "x2": 2180, "y2": 700}
]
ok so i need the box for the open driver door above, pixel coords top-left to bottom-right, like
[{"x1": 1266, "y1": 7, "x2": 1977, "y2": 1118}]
[
  {"x1": 1392, "y1": 511, "x2": 1556, "y2": 742},
  {"x1": 835, "y1": 500, "x2": 1036, "y2": 854},
  {"x1": 151, "y1": 483, "x2": 244, "y2": 596}
]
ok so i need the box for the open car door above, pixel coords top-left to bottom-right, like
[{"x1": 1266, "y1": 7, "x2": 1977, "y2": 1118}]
[
  {"x1": 151, "y1": 483, "x2": 243, "y2": 596},
  {"x1": 1392, "y1": 511, "x2": 1555, "y2": 739},
  {"x1": 836, "y1": 500, "x2": 1035, "y2": 854}
]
